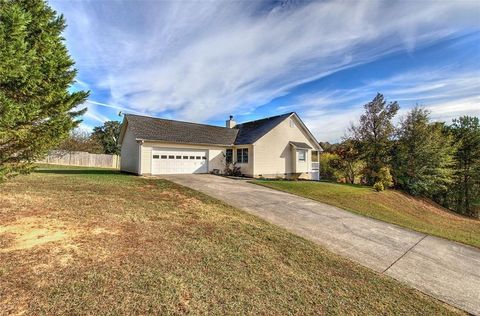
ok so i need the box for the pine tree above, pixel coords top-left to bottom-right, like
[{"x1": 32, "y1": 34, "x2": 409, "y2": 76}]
[
  {"x1": 0, "y1": 0, "x2": 88, "y2": 180},
  {"x1": 392, "y1": 107, "x2": 454, "y2": 197},
  {"x1": 91, "y1": 121, "x2": 121, "y2": 155},
  {"x1": 448, "y1": 116, "x2": 480, "y2": 218},
  {"x1": 349, "y1": 93, "x2": 399, "y2": 184}
]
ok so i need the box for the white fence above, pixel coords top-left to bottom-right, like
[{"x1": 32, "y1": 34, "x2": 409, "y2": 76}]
[{"x1": 39, "y1": 151, "x2": 120, "y2": 169}]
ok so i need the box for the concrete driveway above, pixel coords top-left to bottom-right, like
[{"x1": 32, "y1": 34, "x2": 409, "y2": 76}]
[{"x1": 162, "y1": 174, "x2": 480, "y2": 315}]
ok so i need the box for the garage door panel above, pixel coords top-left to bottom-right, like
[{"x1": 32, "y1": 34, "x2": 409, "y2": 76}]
[{"x1": 151, "y1": 148, "x2": 208, "y2": 175}]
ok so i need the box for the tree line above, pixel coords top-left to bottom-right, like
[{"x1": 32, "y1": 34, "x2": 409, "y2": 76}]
[
  {"x1": 56, "y1": 121, "x2": 121, "y2": 155},
  {"x1": 320, "y1": 93, "x2": 480, "y2": 218}
]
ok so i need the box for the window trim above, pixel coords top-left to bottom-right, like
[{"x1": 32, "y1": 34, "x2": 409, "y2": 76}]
[
  {"x1": 298, "y1": 150, "x2": 306, "y2": 162},
  {"x1": 236, "y1": 148, "x2": 248, "y2": 164},
  {"x1": 225, "y1": 149, "x2": 233, "y2": 163}
]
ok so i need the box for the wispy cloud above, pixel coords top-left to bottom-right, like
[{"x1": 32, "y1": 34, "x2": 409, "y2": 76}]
[
  {"x1": 86, "y1": 100, "x2": 145, "y2": 116},
  {"x1": 287, "y1": 68, "x2": 480, "y2": 141},
  {"x1": 52, "y1": 0, "x2": 479, "y2": 127}
]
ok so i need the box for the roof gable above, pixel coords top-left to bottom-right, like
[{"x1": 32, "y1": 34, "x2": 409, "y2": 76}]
[
  {"x1": 234, "y1": 112, "x2": 293, "y2": 145},
  {"x1": 289, "y1": 113, "x2": 322, "y2": 151}
]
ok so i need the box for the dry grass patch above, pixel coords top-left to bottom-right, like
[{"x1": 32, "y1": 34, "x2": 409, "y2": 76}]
[
  {"x1": 0, "y1": 217, "x2": 75, "y2": 253},
  {"x1": 0, "y1": 165, "x2": 462, "y2": 315}
]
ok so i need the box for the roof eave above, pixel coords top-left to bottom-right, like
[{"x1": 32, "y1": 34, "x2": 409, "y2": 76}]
[
  {"x1": 289, "y1": 141, "x2": 313, "y2": 149},
  {"x1": 290, "y1": 113, "x2": 322, "y2": 151},
  {"x1": 136, "y1": 138, "x2": 235, "y2": 147}
]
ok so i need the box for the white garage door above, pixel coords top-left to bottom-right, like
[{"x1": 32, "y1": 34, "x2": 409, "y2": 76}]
[{"x1": 151, "y1": 148, "x2": 208, "y2": 174}]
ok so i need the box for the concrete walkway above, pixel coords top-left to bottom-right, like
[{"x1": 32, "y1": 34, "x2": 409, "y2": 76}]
[{"x1": 162, "y1": 174, "x2": 480, "y2": 315}]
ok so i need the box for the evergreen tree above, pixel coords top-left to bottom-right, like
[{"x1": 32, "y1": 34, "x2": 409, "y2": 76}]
[
  {"x1": 91, "y1": 121, "x2": 121, "y2": 155},
  {"x1": 349, "y1": 93, "x2": 399, "y2": 184},
  {"x1": 0, "y1": 0, "x2": 88, "y2": 180},
  {"x1": 393, "y1": 107, "x2": 454, "y2": 197},
  {"x1": 448, "y1": 116, "x2": 480, "y2": 217}
]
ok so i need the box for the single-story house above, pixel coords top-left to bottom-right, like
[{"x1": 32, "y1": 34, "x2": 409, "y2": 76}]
[{"x1": 119, "y1": 112, "x2": 322, "y2": 179}]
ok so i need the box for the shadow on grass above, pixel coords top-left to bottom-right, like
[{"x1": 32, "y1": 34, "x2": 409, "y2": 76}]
[{"x1": 34, "y1": 168, "x2": 120, "y2": 175}]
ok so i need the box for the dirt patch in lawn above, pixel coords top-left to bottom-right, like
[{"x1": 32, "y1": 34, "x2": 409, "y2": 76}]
[{"x1": 0, "y1": 217, "x2": 76, "y2": 253}]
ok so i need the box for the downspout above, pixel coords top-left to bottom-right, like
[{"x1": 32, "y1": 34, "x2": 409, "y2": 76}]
[
  {"x1": 137, "y1": 139, "x2": 144, "y2": 175},
  {"x1": 251, "y1": 144, "x2": 255, "y2": 177}
]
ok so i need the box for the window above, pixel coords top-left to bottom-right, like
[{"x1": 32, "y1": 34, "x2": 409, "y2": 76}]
[
  {"x1": 190, "y1": 156, "x2": 195, "y2": 159},
  {"x1": 236, "y1": 148, "x2": 248, "y2": 163},
  {"x1": 161, "y1": 155, "x2": 167, "y2": 159},
  {"x1": 225, "y1": 149, "x2": 233, "y2": 163},
  {"x1": 153, "y1": 155, "x2": 160, "y2": 159},
  {"x1": 183, "y1": 156, "x2": 188, "y2": 159},
  {"x1": 298, "y1": 150, "x2": 306, "y2": 161},
  {"x1": 289, "y1": 119, "x2": 295, "y2": 128},
  {"x1": 202, "y1": 156, "x2": 207, "y2": 160},
  {"x1": 168, "y1": 155, "x2": 174, "y2": 159},
  {"x1": 176, "y1": 155, "x2": 181, "y2": 159},
  {"x1": 196, "y1": 156, "x2": 201, "y2": 160}
]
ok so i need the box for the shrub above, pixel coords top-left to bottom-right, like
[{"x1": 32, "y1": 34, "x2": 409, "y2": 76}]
[
  {"x1": 373, "y1": 182, "x2": 384, "y2": 192},
  {"x1": 320, "y1": 152, "x2": 340, "y2": 181},
  {"x1": 224, "y1": 162, "x2": 242, "y2": 176},
  {"x1": 377, "y1": 166, "x2": 393, "y2": 188}
]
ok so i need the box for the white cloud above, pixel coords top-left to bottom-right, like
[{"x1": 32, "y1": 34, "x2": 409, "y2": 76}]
[
  {"x1": 82, "y1": 103, "x2": 110, "y2": 124},
  {"x1": 285, "y1": 68, "x2": 480, "y2": 142},
  {"x1": 51, "y1": 0, "x2": 479, "y2": 125},
  {"x1": 427, "y1": 96, "x2": 480, "y2": 121},
  {"x1": 86, "y1": 100, "x2": 145, "y2": 116}
]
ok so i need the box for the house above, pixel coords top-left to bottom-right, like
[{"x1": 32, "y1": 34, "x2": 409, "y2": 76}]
[{"x1": 119, "y1": 112, "x2": 322, "y2": 179}]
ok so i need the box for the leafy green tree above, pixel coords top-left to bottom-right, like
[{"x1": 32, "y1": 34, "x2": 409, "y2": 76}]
[
  {"x1": 91, "y1": 121, "x2": 121, "y2": 155},
  {"x1": 448, "y1": 116, "x2": 480, "y2": 217},
  {"x1": 331, "y1": 140, "x2": 364, "y2": 184},
  {"x1": 319, "y1": 152, "x2": 340, "y2": 181},
  {"x1": 0, "y1": 0, "x2": 88, "y2": 180},
  {"x1": 349, "y1": 93, "x2": 399, "y2": 184},
  {"x1": 377, "y1": 166, "x2": 393, "y2": 188},
  {"x1": 392, "y1": 107, "x2": 454, "y2": 197}
]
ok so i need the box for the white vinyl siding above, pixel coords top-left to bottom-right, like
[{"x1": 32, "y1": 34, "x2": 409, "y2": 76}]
[
  {"x1": 253, "y1": 115, "x2": 317, "y2": 178},
  {"x1": 119, "y1": 124, "x2": 140, "y2": 174}
]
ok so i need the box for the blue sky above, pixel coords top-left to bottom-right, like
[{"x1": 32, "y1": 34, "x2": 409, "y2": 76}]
[{"x1": 50, "y1": 0, "x2": 480, "y2": 142}]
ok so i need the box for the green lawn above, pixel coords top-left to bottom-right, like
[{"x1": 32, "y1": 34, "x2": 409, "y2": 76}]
[
  {"x1": 253, "y1": 180, "x2": 480, "y2": 248},
  {"x1": 0, "y1": 165, "x2": 460, "y2": 314}
]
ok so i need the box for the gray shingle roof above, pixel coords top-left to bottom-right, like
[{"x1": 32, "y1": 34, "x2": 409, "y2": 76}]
[
  {"x1": 289, "y1": 141, "x2": 312, "y2": 149},
  {"x1": 234, "y1": 112, "x2": 293, "y2": 145},
  {"x1": 125, "y1": 114, "x2": 238, "y2": 145},
  {"x1": 123, "y1": 112, "x2": 294, "y2": 146}
]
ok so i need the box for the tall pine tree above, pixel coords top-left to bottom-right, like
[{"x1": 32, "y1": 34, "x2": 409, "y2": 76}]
[
  {"x1": 349, "y1": 93, "x2": 399, "y2": 184},
  {"x1": 448, "y1": 116, "x2": 480, "y2": 218},
  {"x1": 392, "y1": 107, "x2": 454, "y2": 197},
  {"x1": 0, "y1": 0, "x2": 88, "y2": 180}
]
